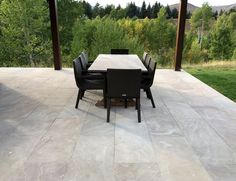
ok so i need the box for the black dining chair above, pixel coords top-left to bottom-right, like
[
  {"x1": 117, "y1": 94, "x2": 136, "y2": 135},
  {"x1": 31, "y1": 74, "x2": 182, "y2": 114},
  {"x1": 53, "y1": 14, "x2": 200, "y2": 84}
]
[
  {"x1": 73, "y1": 58, "x2": 106, "y2": 108},
  {"x1": 142, "y1": 52, "x2": 148, "y2": 63},
  {"x1": 81, "y1": 51, "x2": 93, "y2": 68},
  {"x1": 106, "y1": 69, "x2": 141, "y2": 123},
  {"x1": 79, "y1": 54, "x2": 89, "y2": 71},
  {"x1": 79, "y1": 54, "x2": 104, "y2": 80},
  {"x1": 144, "y1": 54, "x2": 151, "y2": 69},
  {"x1": 110, "y1": 49, "x2": 129, "y2": 54},
  {"x1": 141, "y1": 59, "x2": 157, "y2": 108}
]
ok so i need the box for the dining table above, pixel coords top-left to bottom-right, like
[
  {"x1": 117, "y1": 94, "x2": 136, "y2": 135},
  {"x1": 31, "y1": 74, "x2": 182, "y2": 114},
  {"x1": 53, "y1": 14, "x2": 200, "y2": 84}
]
[
  {"x1": 88, "y1": 54, "x2": 147, "y2": 72},
  {"x1": 88, "y1": 54, "x2": 147, "y2": 107}
]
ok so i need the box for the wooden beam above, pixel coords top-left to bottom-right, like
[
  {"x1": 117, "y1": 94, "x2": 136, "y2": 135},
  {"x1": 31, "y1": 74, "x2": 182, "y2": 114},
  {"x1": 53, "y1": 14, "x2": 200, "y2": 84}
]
[
  {"x1": 174, "y1": 0, "x2": 188, "y2": 71},
  {"x1": 48, "y1": 0, "x2": 62, "y2": 70}
]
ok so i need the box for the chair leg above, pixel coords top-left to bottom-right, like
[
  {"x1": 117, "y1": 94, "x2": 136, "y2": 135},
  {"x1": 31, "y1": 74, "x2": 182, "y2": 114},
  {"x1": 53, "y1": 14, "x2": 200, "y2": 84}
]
[
  {"x1": 103, "y1": 89, "x2": 107, "y2": 108},
  {"x1": 81, "y1": 90, "x2": 85, "y2": 99},
  {"x1": 147, "y1": 88, "x2": 155, "y2": 108},
  {"x1": 75, "y1": 89, "x2": 82, "y2": 109},
  {"x1": 107, "y1": 98, "x2": 111, "y2": 123},
  {"x1": 145, "y1": 89, "x2": 150, "y2": 99},
  {"x1": 135, "y1": 98, "x2": 138, "y2": 110},
  {"x1": 137, "y1": 97, "x2": 141, "y2": 123},
  {"x1": 125, "y1": 98, "x2": 127, "y2": 108}
]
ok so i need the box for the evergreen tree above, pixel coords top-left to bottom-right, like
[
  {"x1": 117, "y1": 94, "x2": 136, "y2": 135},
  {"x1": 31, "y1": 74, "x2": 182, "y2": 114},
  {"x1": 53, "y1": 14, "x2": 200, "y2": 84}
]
[
  {"x1": 147, "y1": 3, "x2": 152, "y2": 18},
  {"x1": 104, "y1": 5, "x2": 115, "y2": 16},
  {"x1": 219, "y1": 9, "x2": 224, "y2": 16},
  {"x1": 213, "y1": 11, "x2": 218, "y2": 20},
  {"x1": 171, "y1": 8, "x2": 178, "y2": 18},
  {"x1": 186, "y1": 11, "x2": 192, "y2": 19},
  {"x1": 165, "y1": 5, "x2": 171, "y2": 19},
  {"x1": 126, "y1": 2, "x2": 138, "y2": 18},
  {"x1": 151, "y1": 2, "x2": 161, "y2": 18},
  {"x1": 92, "y1": 3, "x2": 101, "y2": 18},
  {"x1": 82, "y1": 1, "x2": 92, "y2": 18},
  {"x1": 140, "y1": 1, "x2": 147, "y2": 18}
]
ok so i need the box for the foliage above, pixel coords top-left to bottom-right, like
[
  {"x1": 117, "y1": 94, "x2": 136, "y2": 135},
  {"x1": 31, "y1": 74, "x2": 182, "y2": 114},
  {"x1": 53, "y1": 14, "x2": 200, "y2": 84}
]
[
  {"x1": 1, "y1": 0, "x2": 236, "y2": 67},
  {"x1": 190, "y1": 3, "x2": 212, "y2": 49},
  {"x1": 146, "y1": 8, "x2": 176, "y2": 65},
  {"x1": 190, "y1": 3, "x2": 212, "y2": 30},
  {"x1": 209, "y1": 13, "x2": 234, "y2": 60},
  {"x1": 233, "y1": 49, "x2": 236, "y2": 59},
  {"x1": 57, "y1": 0, "x2": 84, "y2": 63},
  {"x1": 0, "y1": 0, "x2": 51, "y2": 67},
  {"x1": 70, "y1": 17, "x2": 144, "y2": 65}
]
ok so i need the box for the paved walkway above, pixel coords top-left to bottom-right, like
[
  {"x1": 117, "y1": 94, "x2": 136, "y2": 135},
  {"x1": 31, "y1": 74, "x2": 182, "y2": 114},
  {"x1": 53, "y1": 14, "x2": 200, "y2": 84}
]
[{"x1": 0, "y1": 68, "x2": 236, "y2": 181}]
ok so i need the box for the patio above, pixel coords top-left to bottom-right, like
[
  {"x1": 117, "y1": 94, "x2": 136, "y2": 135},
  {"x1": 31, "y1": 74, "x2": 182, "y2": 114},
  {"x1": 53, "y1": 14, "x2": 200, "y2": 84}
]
[{"x1": 0, "y1": 68, "x2": 236, "y2": 180}]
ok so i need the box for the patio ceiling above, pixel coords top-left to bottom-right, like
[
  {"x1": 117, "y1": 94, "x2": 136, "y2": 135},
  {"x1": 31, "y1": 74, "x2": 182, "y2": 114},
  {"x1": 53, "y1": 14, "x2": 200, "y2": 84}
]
[{"x1": 47, "y1": 0, "x2": 188, "y2": 71}]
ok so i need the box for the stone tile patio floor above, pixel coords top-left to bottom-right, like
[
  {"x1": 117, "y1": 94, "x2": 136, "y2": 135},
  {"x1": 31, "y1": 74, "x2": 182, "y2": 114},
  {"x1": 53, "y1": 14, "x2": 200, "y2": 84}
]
[{"x1": 0, "y1": 68, "x2": 236, "y2": 181}]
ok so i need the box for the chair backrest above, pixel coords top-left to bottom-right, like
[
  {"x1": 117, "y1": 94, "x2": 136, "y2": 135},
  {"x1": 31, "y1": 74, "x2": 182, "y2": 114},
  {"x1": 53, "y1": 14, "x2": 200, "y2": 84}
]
[
  {"x1": 79, "y1": 54, "x2": 87, "y2": 70},
  {"x1": 81, "y1": 51, "x2": 89, "y2": 64},
  {"x1": 147, "y1": 59, "x2": 157, "y2": 85},
  {"x1": 110, "y1": 49, "x2": 129, "y2": 54},
  {"x1": 73, "y1": 58, "x2": 83, "y2": 88},
  {"x1": 144, "y1": 55, "x2": 151, "y2": 68},
  {"x1": 142, "y1": 52, "x2": 148, "y2": 63},
  {"x1": 107, "y1": 69, "x2": 141, "y2": 98}
]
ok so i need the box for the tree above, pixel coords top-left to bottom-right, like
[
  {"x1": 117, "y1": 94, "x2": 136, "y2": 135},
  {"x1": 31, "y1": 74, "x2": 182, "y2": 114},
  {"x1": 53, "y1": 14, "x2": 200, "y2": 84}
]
[
  {"x1": 151, "y1": 2, "x2": 161, "y2": 18},
  {"x1": 213, "y1": 11, "x2": 218, "y2": 20},
  {"x1": 71, "y1": 18, "x2": 144, "y2": 61},
  {"x1": 147, "y1": 7, "x2": 176, "y2": 65},
  {"x1": 171, "y1": 8, "x2": 178, "y2": 18},
  {"x1": 126, "y1": 2, "x2": 138, "y2": 18},
  {"x1": 219, "y1": 9, "x2": 224, "y2": 16},
  {"x1": 92, "y1": 3, "x2": 101, "y2": 18},
  {"x1": 140, "y1": 1, "x2": 147, "y2": 18},
  {"x1": 209, "y1": 14, "x2": 234, "y2": 59},
  {"x1": 82, "y1": 0, "x2": 92, "y2": 18},
  {"x1": 110, "y1": 8, "x2": 127, "y2": 20},
  {"x1": 57, "y1": 0, "x2": 84, "y2": 59},
  {"x1": 165, "y1": 5, "x2": 171, "y2": 19},
  {"x1": 104, "y1": 5, "x2": 115, "y2": 16},
  {"x1": 190, "y1": 3, "x2": 212, "y2": 49},
  {"x1": 146, "y1": 3, "x2": 151, "y2": 18},
  {"x1": 0, "y1": 0, "x2": 51, "y2": 66}
]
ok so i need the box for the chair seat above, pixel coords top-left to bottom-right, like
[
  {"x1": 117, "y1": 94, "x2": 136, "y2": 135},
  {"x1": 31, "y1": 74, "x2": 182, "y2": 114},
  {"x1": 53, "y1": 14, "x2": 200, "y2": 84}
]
[
  {"x1": 82, "y1": 71, "x2": 104, "y2": 79},
  {"x1": 141, "y1": 78, "x2": 152, "y2": 88},
  {"x1": 81, "y1": 79, "x2": 105, "y2": 90}
]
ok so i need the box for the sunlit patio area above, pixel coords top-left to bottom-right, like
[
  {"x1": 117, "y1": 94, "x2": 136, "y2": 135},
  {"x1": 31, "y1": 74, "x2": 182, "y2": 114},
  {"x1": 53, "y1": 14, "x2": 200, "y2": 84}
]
[{"x1": 0, "y1": 68, "x2": 236, "y2": 180}]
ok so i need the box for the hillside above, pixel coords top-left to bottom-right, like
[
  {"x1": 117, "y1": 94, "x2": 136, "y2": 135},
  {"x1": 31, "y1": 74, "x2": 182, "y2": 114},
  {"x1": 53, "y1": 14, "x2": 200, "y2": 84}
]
[
  {"x1": 169, "y1": 3, "x2": 198, "y2": 13},
  {"x1": 169, "y1": 3, "x2": 236, "y2": 13},
  {"x1": 211, "y1": 4, "x2": 236, "y2": 12}
]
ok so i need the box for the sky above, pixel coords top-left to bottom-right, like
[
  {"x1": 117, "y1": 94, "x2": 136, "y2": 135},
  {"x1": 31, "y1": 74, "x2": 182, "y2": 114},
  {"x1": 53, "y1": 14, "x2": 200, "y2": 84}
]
[{"x1": 86, "y1": 0, "x2": 236, "y2": 8}]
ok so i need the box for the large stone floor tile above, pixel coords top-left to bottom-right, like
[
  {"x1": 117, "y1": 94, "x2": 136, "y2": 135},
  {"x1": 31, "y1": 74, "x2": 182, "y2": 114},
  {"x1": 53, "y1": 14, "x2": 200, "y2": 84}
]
[
  {"x1": 151, "y1": 136, "x2": 213, "y2": 181},
  {"x1": 115, "y1": 163, "x2": 161, "y2": 181},
  {"x1": 64, "y1": 160, "x2": 115, "y2": 181},
  {"x1": 115, "y1": 109, "x2": 155, "y2": 163}
]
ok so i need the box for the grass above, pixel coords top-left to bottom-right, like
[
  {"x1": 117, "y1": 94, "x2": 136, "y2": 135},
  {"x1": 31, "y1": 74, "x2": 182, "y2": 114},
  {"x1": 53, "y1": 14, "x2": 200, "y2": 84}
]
[{"x1": 184, "y1": 61, "x2": 236, "y2": 102}]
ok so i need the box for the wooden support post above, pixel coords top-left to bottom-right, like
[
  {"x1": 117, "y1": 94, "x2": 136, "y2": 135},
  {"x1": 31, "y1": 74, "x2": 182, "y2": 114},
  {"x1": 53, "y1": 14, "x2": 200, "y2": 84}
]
[
  {"x1": 174, "y1": 0, "x2": 187, "y2": 71},
  {"x1": 48, "y1": 0, "x2": 62, "y2": 70}
]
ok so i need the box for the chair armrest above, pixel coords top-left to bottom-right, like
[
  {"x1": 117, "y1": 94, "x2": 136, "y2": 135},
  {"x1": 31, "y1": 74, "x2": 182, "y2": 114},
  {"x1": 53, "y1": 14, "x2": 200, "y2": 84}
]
[
  {"x1": 82, "y1": 72, "x2": 105, "y2": 80},
  {"x1": 141, "y1": 72, "x2": 152, "y2": 79}
]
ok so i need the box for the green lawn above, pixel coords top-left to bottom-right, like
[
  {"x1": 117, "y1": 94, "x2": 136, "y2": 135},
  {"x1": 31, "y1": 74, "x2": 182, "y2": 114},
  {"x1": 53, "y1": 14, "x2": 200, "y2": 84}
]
[{"x1": 184, "y1": 61, "x2": 236, "y2": 102}]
